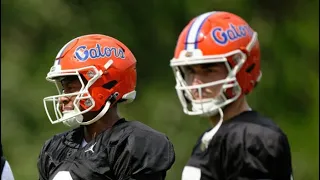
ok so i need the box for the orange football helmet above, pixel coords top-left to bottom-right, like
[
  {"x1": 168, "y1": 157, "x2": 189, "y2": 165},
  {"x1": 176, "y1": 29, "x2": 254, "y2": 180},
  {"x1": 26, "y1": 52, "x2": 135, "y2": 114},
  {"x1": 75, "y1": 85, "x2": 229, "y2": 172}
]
[
  {"x1": 43, "y1": 34, "x2": 137, "y2": 127},
  {"x1": 170, "y1": 11, "x2": 262, "y2": 117}
]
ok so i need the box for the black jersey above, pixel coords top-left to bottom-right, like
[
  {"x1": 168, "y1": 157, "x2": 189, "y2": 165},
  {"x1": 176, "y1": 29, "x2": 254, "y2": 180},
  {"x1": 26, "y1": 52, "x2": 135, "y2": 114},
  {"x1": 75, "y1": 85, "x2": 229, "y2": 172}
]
[
  {"x1": 37, "y1": 119, "x2": 175, "y2": 180},
  {"x1": 182, "y1": 111, "x2": 293, "y2": 180}
]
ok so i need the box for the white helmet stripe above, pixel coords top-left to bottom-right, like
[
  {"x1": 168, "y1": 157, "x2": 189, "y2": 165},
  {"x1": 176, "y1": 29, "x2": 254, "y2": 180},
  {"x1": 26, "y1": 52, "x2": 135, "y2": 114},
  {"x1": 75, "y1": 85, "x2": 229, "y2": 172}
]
[{"x1": 185, "y1": 11, "x2": 217, "y2": 50}]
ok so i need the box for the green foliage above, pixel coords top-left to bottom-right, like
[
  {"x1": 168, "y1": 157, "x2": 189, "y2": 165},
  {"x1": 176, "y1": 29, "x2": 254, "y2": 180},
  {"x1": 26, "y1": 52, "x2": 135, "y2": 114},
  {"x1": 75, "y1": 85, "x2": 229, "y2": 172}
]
[{"x1": 1, "y1": 0, "x2": 318, "y2": 179}]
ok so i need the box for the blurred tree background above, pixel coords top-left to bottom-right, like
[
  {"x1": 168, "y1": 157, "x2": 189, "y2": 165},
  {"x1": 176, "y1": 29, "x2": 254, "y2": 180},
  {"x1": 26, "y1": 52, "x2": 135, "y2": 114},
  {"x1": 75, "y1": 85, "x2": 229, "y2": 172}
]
[{"x1": 1, "y1": 0, "x2": 318, "y2": 179}]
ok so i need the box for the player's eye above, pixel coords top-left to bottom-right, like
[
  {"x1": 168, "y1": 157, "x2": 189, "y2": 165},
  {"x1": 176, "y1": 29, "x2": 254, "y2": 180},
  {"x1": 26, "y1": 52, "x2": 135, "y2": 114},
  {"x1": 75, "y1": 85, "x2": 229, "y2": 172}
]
[
  {"x1": 184, "y1": 66, "x2": 195, "y2": 74},
  {"x1": 63, "y1": 86, "x2": 79, "y2": 93},
  {"x1": 203, "y1": 68, "x2": 214, "y2": 73}
]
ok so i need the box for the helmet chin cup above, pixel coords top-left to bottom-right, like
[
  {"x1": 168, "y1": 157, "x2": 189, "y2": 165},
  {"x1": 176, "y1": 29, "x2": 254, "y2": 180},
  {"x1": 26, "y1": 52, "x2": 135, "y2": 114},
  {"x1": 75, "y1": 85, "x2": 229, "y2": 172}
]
[
  {"x1": 190, "y1": 97, "x2": 224, "y2": 117},
  {"x1": 62, "y1": 110, "x2": 84, "y2": 128}
]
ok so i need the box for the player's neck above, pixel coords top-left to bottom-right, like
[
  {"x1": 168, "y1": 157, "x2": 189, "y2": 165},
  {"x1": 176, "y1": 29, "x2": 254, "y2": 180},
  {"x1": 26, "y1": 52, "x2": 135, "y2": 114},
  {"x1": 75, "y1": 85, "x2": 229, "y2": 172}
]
[
  {"x1": 209, "y1": 96, "x2": 250, "y2": 126},
  {"x1": 83, "y1": 107, "x2": 121, "y2": 142}
]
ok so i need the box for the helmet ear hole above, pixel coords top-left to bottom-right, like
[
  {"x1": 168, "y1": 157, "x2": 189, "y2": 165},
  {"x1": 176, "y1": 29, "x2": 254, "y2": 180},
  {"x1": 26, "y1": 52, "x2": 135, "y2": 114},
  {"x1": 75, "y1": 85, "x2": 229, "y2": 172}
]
[
  {"x1": 245, "y1": 63, "x2": 256, "y2": 73},
  {"x1": 102, "y1": 80, "x2": 118, "y2": 89}
]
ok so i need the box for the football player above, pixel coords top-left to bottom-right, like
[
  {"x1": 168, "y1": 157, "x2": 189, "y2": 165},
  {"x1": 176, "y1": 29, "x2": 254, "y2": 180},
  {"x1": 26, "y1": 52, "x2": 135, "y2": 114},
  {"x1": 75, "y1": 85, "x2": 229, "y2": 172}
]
[
  {"x1": 38, "y1": 34, "x2": 175, "y2": 180},
  {"x1": 170, "y1": 11, "x2": 293, "y2": 180}
]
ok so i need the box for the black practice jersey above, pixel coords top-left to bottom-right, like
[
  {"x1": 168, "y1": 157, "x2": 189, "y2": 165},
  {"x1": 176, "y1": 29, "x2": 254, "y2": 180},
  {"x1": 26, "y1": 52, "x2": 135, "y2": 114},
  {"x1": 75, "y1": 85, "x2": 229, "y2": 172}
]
[
  {"x1": 37, "y1": 119, "x2": 175, "y2": 180},
  {"x1": 182, "y1": 111, "x2": 293, "y2": 180}
]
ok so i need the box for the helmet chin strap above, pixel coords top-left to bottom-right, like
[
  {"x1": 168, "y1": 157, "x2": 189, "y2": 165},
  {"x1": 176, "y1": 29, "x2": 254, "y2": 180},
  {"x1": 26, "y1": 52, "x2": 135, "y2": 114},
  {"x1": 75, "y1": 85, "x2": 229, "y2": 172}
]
[
  {"x1": 198, "y1": 103, "x2": 252, "y2": 151},
  {"x1": 79, "y1": 100, "x2": 111, "y2": 126},
  {"x1": 62, "y1": 92, "x2": 119, "y2": 128},
  {"x1": 200, "y1": 108, "x2": 224, "y2": 151}
]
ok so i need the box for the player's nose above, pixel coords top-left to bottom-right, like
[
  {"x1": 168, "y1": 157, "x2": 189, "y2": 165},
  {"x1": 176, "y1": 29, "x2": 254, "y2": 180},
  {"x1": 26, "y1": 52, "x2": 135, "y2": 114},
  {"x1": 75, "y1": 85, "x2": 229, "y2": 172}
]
[
  {"x1": 59, "y1": 95, "x2": 70, "y2": 104},
  {"x1": 190, "y1": 77, "x2": 203, "y2": 99},
  {"x1": 59, "y1": 96, "x2": 75, "y2": 111},
  {"x1": 59, "y1": 95, "x2": 75, "y2": 107}
]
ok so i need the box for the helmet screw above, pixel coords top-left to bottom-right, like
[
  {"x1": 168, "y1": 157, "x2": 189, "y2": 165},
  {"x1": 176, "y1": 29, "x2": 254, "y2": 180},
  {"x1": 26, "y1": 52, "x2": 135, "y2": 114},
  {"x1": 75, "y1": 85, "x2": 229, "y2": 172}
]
[
  {"x1": 84, "y1": 99, "x2": 92, "y2": 107},
  {"x1": 87, "y1": 70, "x2": 95, "y2": 78}
]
